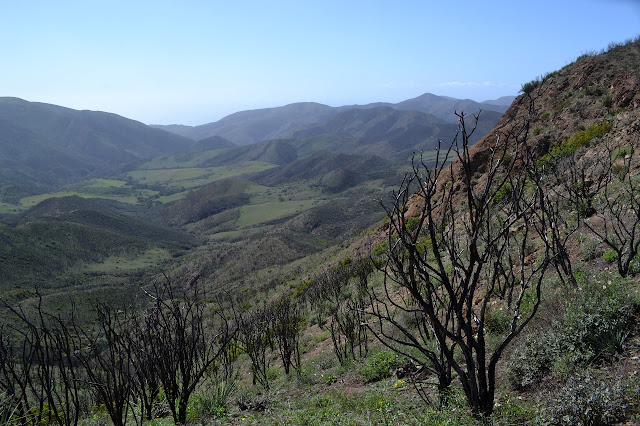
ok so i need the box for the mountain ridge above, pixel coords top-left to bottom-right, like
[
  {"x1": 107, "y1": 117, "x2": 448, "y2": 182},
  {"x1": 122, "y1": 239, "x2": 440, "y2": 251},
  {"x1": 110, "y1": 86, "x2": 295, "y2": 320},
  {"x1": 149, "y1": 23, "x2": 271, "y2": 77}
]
[
  {"x1": 152, "y1": 92, "x2": 514, "y2": 145},
  {"x1": 0, "y1": 98, "x2": 203, "y2": 190}
]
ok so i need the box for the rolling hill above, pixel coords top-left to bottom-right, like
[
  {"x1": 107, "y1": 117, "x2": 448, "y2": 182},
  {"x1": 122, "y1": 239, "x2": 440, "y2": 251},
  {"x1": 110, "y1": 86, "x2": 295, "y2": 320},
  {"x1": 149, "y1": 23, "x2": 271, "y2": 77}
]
[
  {"x1": 0, "y1": 195, "x2": 195, "y2": 293},
  {"x1": 154, "y1": 102, "x2": 336, "y2": 145},
  {"x1": 248, "y1": 151, "x2": 396, "y2": 189},
  {"x1": 0, "y1": 97, "x2": 205, "y2": 193},
  {"x1": 285, "y1": 106, "x2": 503, "y2": 160},
  {"x1": 152, "y1": 92, "x2": 512, "y2": 145}
]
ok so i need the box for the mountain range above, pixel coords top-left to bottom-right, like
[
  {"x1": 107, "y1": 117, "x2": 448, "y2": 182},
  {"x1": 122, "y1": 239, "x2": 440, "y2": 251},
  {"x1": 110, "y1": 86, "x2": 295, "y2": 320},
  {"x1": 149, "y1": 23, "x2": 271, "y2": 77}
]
[
  {"x1": 0, "y1": 92, "x2": 511, "y2": 198},
  {"x1": 153, "y1": 93, "x2": 514, "y2": 145}
]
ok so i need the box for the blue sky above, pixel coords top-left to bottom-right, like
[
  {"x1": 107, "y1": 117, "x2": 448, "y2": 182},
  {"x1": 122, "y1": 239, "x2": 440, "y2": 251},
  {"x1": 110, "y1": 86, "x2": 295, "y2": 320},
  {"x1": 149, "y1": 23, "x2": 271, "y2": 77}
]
[{"x1": 2, "y1": 1, "x2": 639, "y2": 125}]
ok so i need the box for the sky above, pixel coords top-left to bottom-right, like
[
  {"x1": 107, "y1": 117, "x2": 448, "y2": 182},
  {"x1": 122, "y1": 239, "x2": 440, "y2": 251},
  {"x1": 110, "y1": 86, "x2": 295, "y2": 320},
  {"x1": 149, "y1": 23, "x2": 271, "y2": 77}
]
[{"x1": 2, "y1": 1, "x2": 639, "y2": 126}]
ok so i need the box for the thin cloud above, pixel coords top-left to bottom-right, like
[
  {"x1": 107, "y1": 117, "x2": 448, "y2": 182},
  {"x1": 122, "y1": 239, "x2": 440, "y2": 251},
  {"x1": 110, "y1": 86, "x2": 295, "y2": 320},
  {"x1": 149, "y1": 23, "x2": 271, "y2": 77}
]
[
  {"x1": 437, "y1": 81, "x2": 507, "y2": 88},
  {"x1": 374, "y1": 81, "x2": 424, "y2": 89}
]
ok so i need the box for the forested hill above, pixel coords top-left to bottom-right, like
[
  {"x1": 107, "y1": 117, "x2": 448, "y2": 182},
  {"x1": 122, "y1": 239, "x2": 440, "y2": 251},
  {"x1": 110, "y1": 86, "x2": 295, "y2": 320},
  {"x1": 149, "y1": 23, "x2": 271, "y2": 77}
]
[{"x1": 0, "y1": 97, "x2": 198, "y2": 189}]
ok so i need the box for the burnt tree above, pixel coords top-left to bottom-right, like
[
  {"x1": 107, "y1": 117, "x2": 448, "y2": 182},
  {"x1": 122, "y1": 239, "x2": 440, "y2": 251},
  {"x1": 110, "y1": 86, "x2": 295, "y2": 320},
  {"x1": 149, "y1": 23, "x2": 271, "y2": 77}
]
[{"x1": 368, "y1": 100, "x2": 558, "y2": 415}]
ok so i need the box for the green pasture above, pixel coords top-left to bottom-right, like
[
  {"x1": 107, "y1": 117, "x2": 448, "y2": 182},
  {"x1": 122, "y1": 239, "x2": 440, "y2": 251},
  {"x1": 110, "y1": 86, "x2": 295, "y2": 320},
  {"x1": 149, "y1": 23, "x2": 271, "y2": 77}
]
[
  {"x1": 156, "y1": 191, "x2": 191, "y2": 204},
  {"x1": 236, "y1": 199, "x2": 320, "y2": 228},
  {"x1": 84, "y1": 178, "x2": 127, "y2": 189},
  {"x1": 79, "y1": 247, "x2": 171, "y2": 274},
  {"x1": 136, "y1": 148, "x2": 237, "y2": 169},
  {"x1": 0, "y1": 179, "x2": 158, "y2": 214},
  {"x1": 19, "y1": 187, "x2": 156, "y2": 209},
  {"x1": 125, "y1": 161, "x2": 276, "y2": 189},
  {"x1": 0, "y1": 202, "x2": 23, "y2": 215}
]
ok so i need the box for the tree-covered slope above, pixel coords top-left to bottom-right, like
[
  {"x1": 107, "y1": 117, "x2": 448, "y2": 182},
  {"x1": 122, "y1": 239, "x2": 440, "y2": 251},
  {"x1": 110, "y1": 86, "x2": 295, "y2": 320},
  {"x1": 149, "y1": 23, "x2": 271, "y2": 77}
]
[{"x1": 0, "y1": 97, "x2": 199, "y2": 191}]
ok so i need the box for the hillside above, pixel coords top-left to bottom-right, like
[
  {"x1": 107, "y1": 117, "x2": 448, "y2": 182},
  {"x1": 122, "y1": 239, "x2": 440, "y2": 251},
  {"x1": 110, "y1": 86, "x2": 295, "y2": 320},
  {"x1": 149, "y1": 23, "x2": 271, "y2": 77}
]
[
  {"x1": 152, "y1": 93, "x2": 510, "y2": 145},
  {"x1": 456, "y1": 39, "x2": 640, "y2": 188},
  {"x1": 390, "y1": 92, "x2": 511, "y2": 121},
  {"x1": 154, "y1": 102, "x2": 336, "y2": 145},
  {"x1": 248, "y1": 151, "x2": 396, "y2": 189},
  {"x1": 0, "y1": 98, "x2": 200, "y2": 193},
  {"x1": 150, "y1": 38, "x2": 640, "y2": 424},
  {"x1": 367, "y1": 38, "x2": 640, "y2": 424},
  {"x1": 287, "y1": 106, "x2": 502, "y2": 161},
  {"x1": 0, "y1": 196, "x2": 195, "y2": 300}
]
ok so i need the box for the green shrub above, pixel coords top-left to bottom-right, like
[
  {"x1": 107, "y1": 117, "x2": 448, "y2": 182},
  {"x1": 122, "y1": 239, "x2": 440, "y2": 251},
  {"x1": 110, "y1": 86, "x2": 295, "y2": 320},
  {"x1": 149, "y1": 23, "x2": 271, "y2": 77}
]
[
  {"x1": 507, "y1": 277, "x2": 634, "y2": 389},
  {"x1": 492, "y1": 181, "x2": 513, "y2": 205},
  {"x1": 539, "y1": 121, "x2": 613, "y2": 169},
  {"x1": 186, "y1": 376, "x2": 237, "y2": 420},
  {"x1": 521, "y1": 79, "x2": 540, "y2": 94},
  {"x1": 533, "y1": 126, "x2": 544, "y2": 136},
  {"x1": 485, "y1": 306, "x2": 512, "y2": 334},
  {"x1": 554, "y1": 99, "x2": 571, "y2": 111},
  {"x1": 292, "y1": 280, "x2": 312, "y2": 299},
  {"x1": 611, "y1": 146, "x2": 631, "y2": 161},
  {"x1": 359, "y1": 350, "x2": 402, "y2": 382},
  {"x1": 324, "y1": 374, "x2": 338, "y2": 385},
  {"x1": 580, "y1": 237, "x2": 602, "y2": 261},
  {"x1": 507, "y1": 333, "x2": 557, "y2": 389},
  {"x1": 603, "y1": 249, "x2": 618, "y2": 263},
  {"x1": 541, "y1": 376, "x2": 640, "y2": 425},
  {"x1": 540, "y1": 111, "x2": 550, "y2": 121},
  {"x1": 372, "y1": 241, "x2": 388, "y2": 258},
  {"x1": 585, "y1": 86, "x2": 604, "y2": 97},
  {"x1": 405, "y1": 216, "x2": 421, "y2": 233}
]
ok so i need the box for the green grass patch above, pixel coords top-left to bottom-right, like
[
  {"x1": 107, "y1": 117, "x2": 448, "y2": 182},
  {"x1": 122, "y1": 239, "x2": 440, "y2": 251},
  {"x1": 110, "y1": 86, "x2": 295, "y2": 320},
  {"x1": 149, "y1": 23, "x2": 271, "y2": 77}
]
[
  {"x1": 155, "y1": 191, "x2": 191, "y2": 204},
  {"x1": 126, "y1": 162, "x2": 276, "y2": 189},
  {"x1": 84, "y1": 178, "x2": 127, "y2": 189},
  {"x1": 79, "y1": 247, "x2": 171, "y2": 274},
  {"x1": 19, "y1": 189, "x2": 156, "y2": 209},
  {"x1": 136, "y1": 147, "x2": 239, "y2": 169},
  {"x1": 236, "y1": 200, "x2": 319, "y2": 228},
  {"x1": 10, "y1": 178, "x2": 160, "y2": 211},
  {"x1": 0, "y1": 202, "x2": 24, "y2": 214},
  {"x1": 20, "y1": 191, "x2": 95, "y2": 208},
  {"x1": 554, "y1": 99, "x2": 571, "y2": 111}
]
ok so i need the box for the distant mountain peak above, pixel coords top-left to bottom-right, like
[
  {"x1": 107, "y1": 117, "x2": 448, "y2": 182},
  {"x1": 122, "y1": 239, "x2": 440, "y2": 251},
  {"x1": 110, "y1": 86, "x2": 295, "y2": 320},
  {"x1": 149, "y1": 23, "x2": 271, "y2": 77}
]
[{"x1": 153, "y1": 92, "x2": 513, "y2": 145}]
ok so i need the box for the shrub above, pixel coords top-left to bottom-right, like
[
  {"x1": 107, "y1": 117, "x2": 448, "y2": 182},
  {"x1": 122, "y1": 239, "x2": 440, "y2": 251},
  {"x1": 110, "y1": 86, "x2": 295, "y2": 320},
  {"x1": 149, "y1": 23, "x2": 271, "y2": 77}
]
[
  {"x1": 341, "y1": 257, "x2": 352, "y2": 267},
  {"x1": 405, "y1": 216, "x2": 421, "y2": 233},
  {"x1": 533, "y1": 126, "x2": 544, "y2": 136},
  {"x1": 540, "y1": 111, "x2": 550, "y2": 121},
  {"x1": 485, "y1": 306, "x2": 512, "y2": 335},
  {"x1": 507, "y1": 277, "x2": 634, "y2": 389},
  {"x1": 603, "y1": 249, "x2": 618, "y2": 263},
  {"x1": 611, "y1": 146, "x2": 631, "y2": 161},
  {"x1": 539, "y1": 121, "x2": 613, "y2": 169},
  {"x1": 372, "y1": 241, "x2": 388, "y2": 258},
  {"x1": 580, "y1": 237, "x2": 602, "y2": 261},
  {"x1": 359, "y1": 350, "x2": 402, "y2": 382},
  {"x1": 492, "y1": 181, "x2": 513, "y2": 205},
  {"x1": 554, "y1": 99, "x2": 571, "y2": 111},
  {"x1": 521, "y1": 79, "x2": 540, "y2": 94},
  {"x1": 541, "y1": 376, "x2": 640, "y2": 425},
  {"x1": 507, "y1": 333, "x2": 558, "y2": 389},
  {"x1": 585, "y1": 86, "x2": 604, "y2": 97}
]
